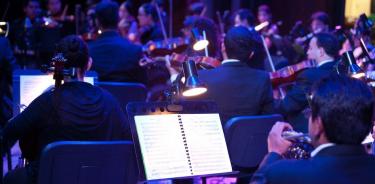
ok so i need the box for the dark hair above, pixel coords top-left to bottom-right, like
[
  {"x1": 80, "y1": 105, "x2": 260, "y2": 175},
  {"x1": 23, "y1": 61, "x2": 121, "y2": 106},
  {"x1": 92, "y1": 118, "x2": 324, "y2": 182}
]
[
  {"x1": 189, "y1": 2, "x2": 204, "y2": 15},
  {"x1": 236, "y1": 9, "x2": 255, "y2": 26},
  {"x1": 258, "y1": 4, "x2": 271, "y2": 15},
  {"x1": 140, "y1": 3, "x2": 158, "y2": 22},
  {"x1": 224, "y1": 26, "x2": 264, "y2": 68},
  {"x1": 311, "y1": 75, "x2": 374, "y2": 144},
  {"x1": 311, "y1": 11, "x2": 330, "y2": 26},
  {"x1": 121, "y1": 0, "x2": 136, "y2": 17},
  {"x1": 183, "y1": 15, "x2": 199, "y2": 28},
  {"x1": 56, "y1": 35, "x2": 89, "y2": 69},
  {"x1": 314, "y1": 33, "x2": 339, "y2": 58},
  {"x1": 23, "y1": 0, "x2": 40, "y2": 7},
  {"x1": 95, "y1": 1, "x2": 119, "y2": 29}
]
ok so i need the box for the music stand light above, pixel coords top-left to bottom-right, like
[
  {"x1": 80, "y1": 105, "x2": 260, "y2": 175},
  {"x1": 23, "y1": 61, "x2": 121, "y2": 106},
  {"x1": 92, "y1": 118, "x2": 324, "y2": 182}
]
[
  {"x1": 342, "y1": 51, "x2": 365, "y2": 79},
  {"x1": 182, "y1": 60, "x2": 207, "y2": 97},
  {"x1": 192, "y1": 28, "x2": 209, "y2": 51}
]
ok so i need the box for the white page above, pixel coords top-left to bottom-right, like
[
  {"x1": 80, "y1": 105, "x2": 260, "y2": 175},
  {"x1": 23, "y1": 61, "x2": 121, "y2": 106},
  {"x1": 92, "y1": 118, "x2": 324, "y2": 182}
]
[
  {"x1": 180, "y1": 114, "x2": 232, "y2": 175},
  {"x1": 20, "y1": 75, "x2": 55, "y2": 112},
  {"x1": 134, "y1": 115, "x2": 191, "y2": 180},
  {"x1": 19, "y1": 75, "x2": 94, "y2": 112}
]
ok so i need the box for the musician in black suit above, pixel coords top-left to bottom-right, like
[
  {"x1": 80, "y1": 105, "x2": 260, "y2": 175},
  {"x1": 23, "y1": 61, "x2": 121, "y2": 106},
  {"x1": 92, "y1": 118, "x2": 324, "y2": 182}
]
[
  {"x1": 197, "y1": 26, "x2": 274, "y2": 124},
  {"x1": 88, "y1": 2, "x2": 147, "y2": 84},
  {"x1": 0, "y1": 37, "x2": 18, "y2": 127},
  {"x1": 275, "y1": 33, "x2": 340, "y2": 132},
  {"x1": 252, "y1": 75, "x2": 375, "y2": 184}
]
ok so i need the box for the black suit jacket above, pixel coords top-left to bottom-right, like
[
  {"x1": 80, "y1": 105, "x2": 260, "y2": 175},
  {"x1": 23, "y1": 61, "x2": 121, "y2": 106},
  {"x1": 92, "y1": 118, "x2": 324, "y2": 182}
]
[
  {"x1": 275, "y1": 61, "x2": 338, "y2": 132},
  {"x1": 252, "y1": 145, "x2": 375, "y2": 184},
  {"x1": 0, "y1": 38, "x2": 18, "y2": 126},
  {"x1": 196, "y1": 62, "x2": 274, "y2": 124},
  {"x1": 88, "y1": 31, "x2": 147, "y2": 83}
]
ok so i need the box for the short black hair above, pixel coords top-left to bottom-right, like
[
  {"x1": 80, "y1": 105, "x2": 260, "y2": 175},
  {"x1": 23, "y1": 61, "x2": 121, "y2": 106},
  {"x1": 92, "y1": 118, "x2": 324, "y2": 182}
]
[
  {"x1": 314, "y1": 33, "x2": 339, "y2": 58},
  {"x1": 236, "y1": 9, "x2": 255, "y2": 26},
  {"x1": 311, "y1": 75, "x2": 374, "y2": 144},
  {"x1": 258, "y1": 4, "x2": 271, "y2": 15},
  {"x1": 56, "y1": 35, "x2": 89, "y2": 70},
  {"x1": 141, "y1": 3, "x2": 158, "y2": 22},
  {"x1": 95, "y1": 1, "x2": 119, "y2": 29},
  {"x1": 224, "y1": 26, "x2": 264, "y2": 68},
  {"x1": 311, "y1": 11, "x2": 330, "y2": 26},
  {"x1": 120, "y1": 0, "x2": 136, "y2": 17}
]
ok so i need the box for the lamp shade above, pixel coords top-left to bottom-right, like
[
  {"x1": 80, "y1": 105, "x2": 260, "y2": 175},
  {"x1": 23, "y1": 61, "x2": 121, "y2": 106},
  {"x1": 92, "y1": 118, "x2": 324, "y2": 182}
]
[
  {"x1": 191, "y1": 28, "x2": 209, "y2": 51},
  {"x1": 342, "y1": 51, "x2": 365, "y2": 78},
  {"x1": 182, "y1": 60, "x2": 207, "y2": 97}
]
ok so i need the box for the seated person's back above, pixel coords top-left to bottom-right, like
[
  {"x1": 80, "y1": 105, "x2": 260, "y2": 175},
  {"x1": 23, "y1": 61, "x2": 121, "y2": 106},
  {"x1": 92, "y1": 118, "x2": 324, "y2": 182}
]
[
  {"x1": 2, "y1": 35, "x2": 131, "y2": 184},
  {"x1": 88, "y1": 2, "x2": 146, "y2": 83},
  {"x1": 197, "y1": 26, "x2": 273, "y2": 123},
  {"x1": 252, "y1": 75, "x2": 375, "y2": 184}
]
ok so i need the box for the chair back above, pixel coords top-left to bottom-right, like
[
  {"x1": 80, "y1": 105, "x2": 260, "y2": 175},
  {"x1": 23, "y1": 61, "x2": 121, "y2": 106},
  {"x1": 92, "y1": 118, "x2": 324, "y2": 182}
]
[
  {"x1": 224, "y1": 114, "x2": 283, "y2": 168},
  {"x1": 98, "y1": 82, "x2": 147, "y2": 110},
  {"x1": 38, "y1": 141, "x2": 138, "y2": 184}
]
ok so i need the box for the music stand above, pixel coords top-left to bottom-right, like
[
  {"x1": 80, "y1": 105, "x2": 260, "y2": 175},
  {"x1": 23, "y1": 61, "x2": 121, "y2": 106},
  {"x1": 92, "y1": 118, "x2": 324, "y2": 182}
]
[{"x1": 126, "y1": 101, "x2": 237, "y2": 183}]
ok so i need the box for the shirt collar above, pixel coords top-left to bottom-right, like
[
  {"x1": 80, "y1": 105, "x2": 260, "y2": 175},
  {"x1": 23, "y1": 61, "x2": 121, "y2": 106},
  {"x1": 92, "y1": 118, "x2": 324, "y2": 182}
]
[
  {"x1": 310, "y1": 143, "x2": 335, "y2": 157},
  {"x1": 317, "y1": 59, "x2": 334, "y2": 67},
  {"x1": 222, "y1": 59, "x2": 240, "y2": 65}
]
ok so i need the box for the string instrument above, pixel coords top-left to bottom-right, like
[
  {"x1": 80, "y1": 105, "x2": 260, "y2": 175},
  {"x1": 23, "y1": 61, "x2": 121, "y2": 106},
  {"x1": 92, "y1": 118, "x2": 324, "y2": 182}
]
[
  {"x1": 42, "y1": 5, "x2": 75, "y2": 29},
  {"x1": 142, "y1": 37, "x2": 190, "y2": 56},
  {"x1": 139, "y1": 52, "x2": 221, "y2": 69},
  {"x1": 270, "y1": 60, "x2": 316, "y2": 87}
]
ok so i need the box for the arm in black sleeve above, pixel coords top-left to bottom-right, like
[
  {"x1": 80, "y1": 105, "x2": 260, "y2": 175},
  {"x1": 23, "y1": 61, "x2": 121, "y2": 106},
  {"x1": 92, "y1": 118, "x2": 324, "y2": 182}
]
[{"x1": 2, "y1": 92, "x2": 49, "y2": 149}]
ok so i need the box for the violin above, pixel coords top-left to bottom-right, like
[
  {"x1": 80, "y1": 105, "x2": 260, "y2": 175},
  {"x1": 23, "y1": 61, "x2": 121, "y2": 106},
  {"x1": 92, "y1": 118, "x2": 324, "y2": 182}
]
[
  {"x1": 142, "y1": 37, "x2": 191, "y2": 56},
  {"x1": 270, "y1": 60, "x2": 316, "y2": 87},
  {"x1": 139, "y1": 52, "x2": 221, "y2": 69}
]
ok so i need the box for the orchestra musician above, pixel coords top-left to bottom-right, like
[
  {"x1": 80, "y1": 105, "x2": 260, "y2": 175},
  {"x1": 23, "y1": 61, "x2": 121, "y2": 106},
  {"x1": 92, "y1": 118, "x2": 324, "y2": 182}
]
[
  {"x1": 251, "y1": 75, "x2": 375, "y2": 184},
  {"x1": 274, "y1": 33, "x2": 340, "y2": 132},
  {"x1": 194, "y1": 26, "x2": 274, "y2": 124},
  {"x1": 257, "y1": 4, "x2": 279, "y2": 36},
  {"x1": 118, "y1": 0, "x2": 138, "y2": 42},
  {"x1": 88, "y1": 1, "x2": 147, "y2": 84},
  {"x1": 9, "y1": 0, "x2": 42, "y2": 69},
  {"x1": 295, "y1": 11, "x2": 331, "y2": 46},
  {"x1": 2, "y1": 35, "x2": 131, "y2": 184},
  {"x1": 234, "y1": 9, "x2": 256, "y2": 32},
  {"x1": 38, "y1": 0, "x2": 75, "y2": 67},
  {"x1": 0, "y1": 37, "x2": 18, "y2": 128},
  {"x1": 137, "y1": 3, "x2": 164, "y2": 45}
]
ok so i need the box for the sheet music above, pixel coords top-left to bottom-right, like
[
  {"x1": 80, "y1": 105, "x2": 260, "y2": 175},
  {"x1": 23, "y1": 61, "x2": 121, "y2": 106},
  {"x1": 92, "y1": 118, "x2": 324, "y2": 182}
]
[
  {"x1": 19, "y1": 75, "x2": 94, "y2": 112},
  {"x1": 181, "y1": 114, "x2": 232, "y2": 175},
  {"x1": 20, "y1": 75, "x2": 55, "y2": 112},
  {"x1": 135, "y1": 115, "x2": 192, "y2": 180},
  {"x1": 134, "y1": 113, "x2": 232, "y2": 181}
]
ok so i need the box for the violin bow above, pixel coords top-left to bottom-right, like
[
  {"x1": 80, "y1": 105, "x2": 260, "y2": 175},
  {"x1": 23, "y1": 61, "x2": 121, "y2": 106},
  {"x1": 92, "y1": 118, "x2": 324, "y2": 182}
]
[
  {"x1": 260, "y1": 35, "x2": 286, "y2": 98},
  {"x1": 152, "y1": 0, "x2": 168, "y2": 44}
]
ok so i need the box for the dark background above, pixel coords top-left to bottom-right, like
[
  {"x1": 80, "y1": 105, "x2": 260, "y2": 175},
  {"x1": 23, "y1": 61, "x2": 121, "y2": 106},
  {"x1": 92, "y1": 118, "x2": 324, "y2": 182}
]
[{"x1": 0, "y1": 0, "x2": 346, "y2": 36}]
